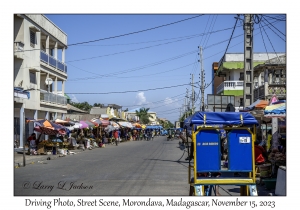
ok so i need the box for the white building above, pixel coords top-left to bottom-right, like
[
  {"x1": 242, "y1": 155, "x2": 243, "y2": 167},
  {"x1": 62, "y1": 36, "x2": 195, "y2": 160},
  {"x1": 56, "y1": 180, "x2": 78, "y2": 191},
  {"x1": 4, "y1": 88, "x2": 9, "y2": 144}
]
[
  {"x1": 14, "y1": 14, "x2": 68, "y2": 147},
  {"x1": 216, "y1": 52, "x2": 285, "y2": 109}
]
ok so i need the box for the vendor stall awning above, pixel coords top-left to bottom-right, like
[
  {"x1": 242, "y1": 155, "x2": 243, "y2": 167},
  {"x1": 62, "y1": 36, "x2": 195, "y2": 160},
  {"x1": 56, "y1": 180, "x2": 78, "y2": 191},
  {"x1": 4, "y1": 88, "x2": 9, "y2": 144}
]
[
  {"x1": 264, "y1": 103, "x2": 286, "y2": 117},
  {"x1": 100, "y1": 119, "x2": 110, "y2": 127},
  {"x1": 117, "y1": 121, "x2": 133, "y2": 128}
]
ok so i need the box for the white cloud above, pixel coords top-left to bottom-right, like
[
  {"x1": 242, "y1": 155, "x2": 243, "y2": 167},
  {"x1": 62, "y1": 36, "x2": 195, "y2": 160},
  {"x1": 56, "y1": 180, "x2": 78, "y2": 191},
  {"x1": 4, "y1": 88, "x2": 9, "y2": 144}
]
[
  {"x1": 164, "y1": 97, "x2": 180, "y2": 107},
  {"x1": 135, "y1": 92, "x2": 147, "y2": 105},
  {"x1": 71, "y1": 94, "x2": 79, "y2": 103}
]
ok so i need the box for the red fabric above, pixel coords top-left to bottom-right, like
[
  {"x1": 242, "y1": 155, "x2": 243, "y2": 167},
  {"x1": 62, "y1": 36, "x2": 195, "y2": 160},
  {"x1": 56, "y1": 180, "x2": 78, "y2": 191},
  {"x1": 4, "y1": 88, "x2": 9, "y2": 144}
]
[
  {"x1": 27, "y1": 136, "x2": 35, "y2": 141},
  {"x1": 255, "y1": 145, "x2": 266, "y2": 163},
  {"x1": 113, "y1": 131, "x2": 118, "y2": 139}
]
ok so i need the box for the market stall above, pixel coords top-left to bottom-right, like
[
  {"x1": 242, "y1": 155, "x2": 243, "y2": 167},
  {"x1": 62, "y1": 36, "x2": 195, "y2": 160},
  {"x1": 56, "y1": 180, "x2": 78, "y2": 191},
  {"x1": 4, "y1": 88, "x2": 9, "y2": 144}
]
[
  {"x1": 33, "y1": 120, "x2": 69, "y2": 155},
  {"x1": 264, "y1": 102, "x2": 286, "y2": 194}
]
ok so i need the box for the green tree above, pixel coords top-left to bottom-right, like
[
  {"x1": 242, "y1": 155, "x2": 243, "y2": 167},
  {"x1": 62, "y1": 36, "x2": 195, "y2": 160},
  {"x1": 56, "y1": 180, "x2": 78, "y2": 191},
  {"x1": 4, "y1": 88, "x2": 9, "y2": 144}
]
[
  {"x1": 93, "y1": 103, "x2": 104, "y2": 107},
  {"x1": 179, "y1": 110, "x2": 193, "y2": 122},
  {"x1": 135, "y1": 107, "x2": 153, "y2": 124},
  {"x1": 70, "y1": 101, "x2": 92, "y2": 112},
  {"x1": 158, "y1": 119, "x2": 174, "y2": 129}
]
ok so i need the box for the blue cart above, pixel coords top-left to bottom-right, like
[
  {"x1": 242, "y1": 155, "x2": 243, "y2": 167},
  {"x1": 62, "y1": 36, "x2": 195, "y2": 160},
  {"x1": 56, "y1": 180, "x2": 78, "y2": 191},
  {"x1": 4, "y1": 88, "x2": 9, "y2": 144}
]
[{"x1": 184, "y1": 111, "x2": 259, "y2": 196}]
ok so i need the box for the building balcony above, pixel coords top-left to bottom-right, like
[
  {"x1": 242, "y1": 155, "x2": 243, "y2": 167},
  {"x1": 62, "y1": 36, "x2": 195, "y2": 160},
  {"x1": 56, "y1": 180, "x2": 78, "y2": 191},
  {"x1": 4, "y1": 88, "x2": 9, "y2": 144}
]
[
  {"x1": 40, "y1": 51, "x2": 67, "y2": 73},
  {"x1": 40, "y1": 90, "x2": 67, "y2": 106},
  {"x1": 14, "y1": 41, "x2": 24, "y2": 59},
  {"x1": 254, "y1": 84, "x2": 286, "y2": 101},
  {"x1": 216, "y1": 81, "x2": 244, "y2": 95}
]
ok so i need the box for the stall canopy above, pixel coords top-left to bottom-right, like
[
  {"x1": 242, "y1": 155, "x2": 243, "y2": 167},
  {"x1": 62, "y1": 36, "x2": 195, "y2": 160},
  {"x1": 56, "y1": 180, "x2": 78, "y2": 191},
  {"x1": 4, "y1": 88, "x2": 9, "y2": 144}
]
[
  {"x1": 187, "y1": 111, "x2": 259, "y2": 126},
  {"x1": 79, "y1": 121, "x2": 89, "y2": 129},
  {"x1": 264, "y1": 102, "x2": 286, "y2": 118},
  {"x1": 243, "y1": 99, "x2": 269, "y2": 111},
  {"x1": 91, "y1": 118, "x2": 102, "y2": 125},
  {"x1": 34, "y1": 119, "x2": 66, "y2": 135},
  {"x1": 110, "y1": 121, "x2": 120, "y2": 129},
  {"x1": 100, "y1": 119, "x2": 110, "y2": 127},
  {"x1": 85, "y1": 120, "x2": 95, "y2": 128},
  {"x1": 117, "y1": 121, "x2": 133, "y2": 128},
  {"x1": 104, "y1": 125, "x2": 117, "y2": 132}
]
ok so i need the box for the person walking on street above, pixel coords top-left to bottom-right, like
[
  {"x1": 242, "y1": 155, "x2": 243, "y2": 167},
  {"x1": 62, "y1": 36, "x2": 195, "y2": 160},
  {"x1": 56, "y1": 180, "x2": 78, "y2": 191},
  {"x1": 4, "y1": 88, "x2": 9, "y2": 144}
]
[
  {"x1": 151, "y1": 129, "x2": 155, "y2": 140},
  {"x1": 113, "y1": 130, "x2": 119, "y2": 146}
]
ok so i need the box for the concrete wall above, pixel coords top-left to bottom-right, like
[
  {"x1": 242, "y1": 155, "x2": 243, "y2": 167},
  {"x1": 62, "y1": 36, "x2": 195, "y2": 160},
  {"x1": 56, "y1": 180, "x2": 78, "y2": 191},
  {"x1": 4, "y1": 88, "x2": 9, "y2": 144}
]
[
  {"x1": 224, "y1": 53, "x2": 286, "y2": 62},
  {"x1": 24, "y1": 14, "x2": 67, "y2": 46}
]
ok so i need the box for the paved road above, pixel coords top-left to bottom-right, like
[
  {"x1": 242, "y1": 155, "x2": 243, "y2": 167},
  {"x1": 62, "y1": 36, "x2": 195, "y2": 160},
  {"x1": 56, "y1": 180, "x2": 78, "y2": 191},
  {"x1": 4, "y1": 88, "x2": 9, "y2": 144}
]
[
  {"x1": 15, "y1": 136, "x2": 191, "y2": 196},
  {"x1": 14, "y1": 136, "x2": 270, "y2": 196}
]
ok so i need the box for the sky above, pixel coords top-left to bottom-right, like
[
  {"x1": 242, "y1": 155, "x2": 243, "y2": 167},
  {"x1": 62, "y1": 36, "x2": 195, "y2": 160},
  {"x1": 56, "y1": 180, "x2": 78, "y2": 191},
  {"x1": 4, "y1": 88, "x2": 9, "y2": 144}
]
[{"x1": 44, "y1": 14, "x2": 286, "y2": 123}]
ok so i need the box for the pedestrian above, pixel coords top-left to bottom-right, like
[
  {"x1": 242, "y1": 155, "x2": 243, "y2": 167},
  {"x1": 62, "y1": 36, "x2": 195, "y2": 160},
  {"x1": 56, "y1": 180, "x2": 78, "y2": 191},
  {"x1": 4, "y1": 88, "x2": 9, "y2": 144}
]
[
  {"x1": 151, "y1": 129, "x2": 155, "y2": 140},
  {"x1": 113, "y1": 130, "x2": 119, "y2": 146},
  {"x1": 118, "y1": 129, "x2": 121, "y2": 142},
  {"x1": 27, "y1": 133, "x2": 37, "y2": 155},
  {"x1": 254, "y1": 141, "x2": 268, "y2": 164}
]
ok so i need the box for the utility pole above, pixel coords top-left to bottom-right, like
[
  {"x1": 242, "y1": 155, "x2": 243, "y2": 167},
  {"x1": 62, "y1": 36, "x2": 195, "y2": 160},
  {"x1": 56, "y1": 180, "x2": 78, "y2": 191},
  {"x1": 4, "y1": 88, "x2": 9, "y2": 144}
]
[
  {"x1": 190, "y1": 74, "x2": 195, "y2": 114},
  {"x1": 199, "y1": 46, "x2": 205, "y2": 111},
  {"x1": 185, "y1": 88, "x2": 189, "y2": 118},
  {"x1": 243, "y1": 14, "x2": 254, "y2": 109}
]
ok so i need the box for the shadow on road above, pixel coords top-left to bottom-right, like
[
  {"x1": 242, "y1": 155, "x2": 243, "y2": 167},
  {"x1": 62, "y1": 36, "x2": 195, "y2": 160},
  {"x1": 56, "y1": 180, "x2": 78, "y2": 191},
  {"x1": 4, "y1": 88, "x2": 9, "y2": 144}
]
[{"x1": 145, "y1": 157, "x2": 189, "y2": 169}]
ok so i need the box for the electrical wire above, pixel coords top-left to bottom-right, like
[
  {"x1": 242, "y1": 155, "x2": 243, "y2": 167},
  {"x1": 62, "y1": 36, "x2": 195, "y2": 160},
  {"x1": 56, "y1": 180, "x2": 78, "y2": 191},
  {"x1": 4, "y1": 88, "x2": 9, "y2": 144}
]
[
  {"x1": 264, "y1": 14, "x2": 286, "y2": 21},
  {"x1": 262, "y1": 16, "x2": 285, "y2": 37},
  {"x1": 260, "y1": 19, "x2": 286, "y2": 42},
  {"x1": 260, "y1": 21, "x2": 283, "y2": 64},
  {"x1": 203, "y1": 15, "x2": 218, "y2": 49},
  {"x1": 68, "y1": 15, "x2": 204, "y2": 46},
  {"x1": 67, "y1": 35, "x2": 204, "y2": 63},
  {"x1": 205, "y1": 14, "x2": 240, "y2": 89},
  {"x1": 203, "y1": 16, "x2": 284, "y2": 90},
  {"x1": 68, "y1": 50, "x2": 198, "y2": 81},
  {"x1": 122, "y1": 93, "x2": 186, "y2": 107},
  {"x1": 66, "y1": 83, "x2": 191, "y2": 94},
  {"x1": 259, "y1": 22, "x2": 270, "y2": 61}
]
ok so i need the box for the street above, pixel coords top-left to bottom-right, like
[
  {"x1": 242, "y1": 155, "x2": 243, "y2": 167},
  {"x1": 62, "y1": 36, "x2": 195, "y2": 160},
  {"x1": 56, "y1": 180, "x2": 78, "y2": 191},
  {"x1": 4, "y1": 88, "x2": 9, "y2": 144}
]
[
  {"x1": 15, "y1": 136, "x2": 190, "y2": 196},
  {"x1": 14, "y1": 136, "x2": 269, "y2": 196}
]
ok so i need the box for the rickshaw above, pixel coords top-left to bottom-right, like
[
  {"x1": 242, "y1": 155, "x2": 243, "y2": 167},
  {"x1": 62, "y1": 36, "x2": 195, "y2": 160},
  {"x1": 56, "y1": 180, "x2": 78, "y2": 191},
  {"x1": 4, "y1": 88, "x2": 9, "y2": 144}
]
[
  {"x1": 166, "y1": 128, "x2": 175, "y2": 141},
  {"x1": 183, "y1": 111, "x2": 259, "y2": 196}
]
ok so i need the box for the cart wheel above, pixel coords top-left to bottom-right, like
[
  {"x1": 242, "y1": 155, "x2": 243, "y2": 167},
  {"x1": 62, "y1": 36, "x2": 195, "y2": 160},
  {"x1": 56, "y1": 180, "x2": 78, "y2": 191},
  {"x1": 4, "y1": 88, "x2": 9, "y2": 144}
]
[{"x1": 189, "y1": 186, "x2": 194, "y2": 196}]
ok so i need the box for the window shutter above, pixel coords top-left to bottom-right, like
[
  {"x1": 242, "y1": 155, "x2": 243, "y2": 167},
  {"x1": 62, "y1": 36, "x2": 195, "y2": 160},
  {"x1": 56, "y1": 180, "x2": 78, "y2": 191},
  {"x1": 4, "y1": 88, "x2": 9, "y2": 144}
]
[{"x1": 30, "y1": 31, "x2": 36, "y2": 46}]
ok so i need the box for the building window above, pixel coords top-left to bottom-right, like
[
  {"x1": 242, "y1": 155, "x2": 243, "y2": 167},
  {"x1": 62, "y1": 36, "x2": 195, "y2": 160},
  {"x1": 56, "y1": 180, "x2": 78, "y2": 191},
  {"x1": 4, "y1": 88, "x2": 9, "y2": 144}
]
[
  {"x1": 239, "y1": 72, "x2": 244, "y2": 80},
  {"x1": 29, "y1": 72, "x2": 36, "y2": 84},
  {"x1": 261, "y1": 75, "x2": 264, "y2": 86},
  {"x1": 30, "y1": 30, "x2": 36, "y2": 47}
]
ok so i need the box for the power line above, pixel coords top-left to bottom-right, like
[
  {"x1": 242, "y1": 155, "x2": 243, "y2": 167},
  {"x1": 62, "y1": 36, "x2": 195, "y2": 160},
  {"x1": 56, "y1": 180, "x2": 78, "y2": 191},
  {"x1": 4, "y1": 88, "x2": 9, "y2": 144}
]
[
  {"x1": 122, "y1": 93, "x2": 186, "y2": 107},
  {"x1": 206, "y1": 14, "x2": 240, "y2": 89},
  {"x1": 203, "y1": 15, "x2": 218, "y2": 49},
  {"x1": 68, "y1": 50, "x2": 198, "y2": 81},
  {"x1": 264, "y1": 15, "x2": 286, "y2": 21},
  {"x1": 66, "y1": 83, "x2": 191, "y2": 94},
  {"x1": 68, "y1": 15, "x2": 204, "y2": 46},
  {"x1": 17, "y1": 25, "x2": 236, "y2": 53},
  {"x1": 67, "y1": 34, "x2": 202, "y2": 63},
  {"x1": 260, "y1": 19, "x2": 286, "y2": 42},
  {"x1": 259, "y1": 22, "x2": 270, "y2": 61},
  {"x1": 66, "y1": 26, "x2": 235, "y2": 63},
  {"x1": 73, "y1": 27, "x2": 235, "y2": 47},
  {"x1": 260, "y1": 21, "x2": 283, "y2": 63},
  {"x1": 262, "y1": 16, "x2": 285, "y2": 37},
  {"x1": 204, "y1": 17, "x2": 283, "y2": 89},
  {"x1": 79, "y1": 63, "x2": 194, "y2": 81}
]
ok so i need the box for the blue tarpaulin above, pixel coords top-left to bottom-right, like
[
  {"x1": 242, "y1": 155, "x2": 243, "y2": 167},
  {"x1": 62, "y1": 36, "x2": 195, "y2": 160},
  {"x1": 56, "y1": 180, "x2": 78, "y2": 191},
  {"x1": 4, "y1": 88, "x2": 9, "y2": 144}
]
[{"x1": 186, "y1": 111, "x2": 259, "y2": 127}]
